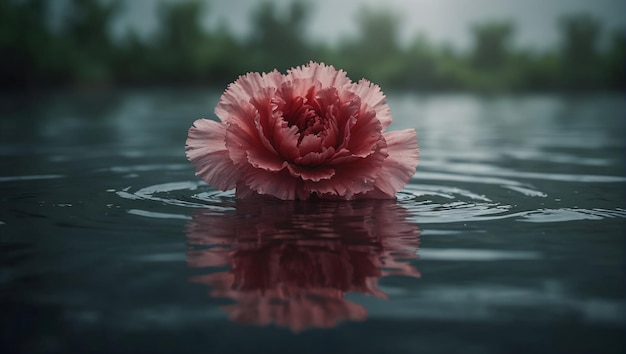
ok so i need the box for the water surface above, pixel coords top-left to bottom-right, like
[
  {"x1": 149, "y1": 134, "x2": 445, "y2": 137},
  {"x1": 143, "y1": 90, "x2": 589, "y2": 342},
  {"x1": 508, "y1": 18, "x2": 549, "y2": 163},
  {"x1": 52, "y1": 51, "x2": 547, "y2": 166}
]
[{"x1": 1, "y1": 90, "x2": 624, "y2": 354}]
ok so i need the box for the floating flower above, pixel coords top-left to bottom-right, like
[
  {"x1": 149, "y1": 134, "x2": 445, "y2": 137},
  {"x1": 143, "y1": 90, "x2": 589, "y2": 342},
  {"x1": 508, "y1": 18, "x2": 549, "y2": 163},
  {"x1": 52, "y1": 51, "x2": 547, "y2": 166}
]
[
  {"x1": 186, "y1": 62, "x2": 419, "y2": 200},
  {"x1": 186, "y1": 199, "x2": 421, "y2": 332}
]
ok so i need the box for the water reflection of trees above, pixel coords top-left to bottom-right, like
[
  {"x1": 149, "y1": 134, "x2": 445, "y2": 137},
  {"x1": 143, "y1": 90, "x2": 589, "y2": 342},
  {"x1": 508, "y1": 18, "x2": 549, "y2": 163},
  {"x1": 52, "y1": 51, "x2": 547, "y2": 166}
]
[
  {"x1": 185, "y1": 199, "x2": 420, "y2": 332},
  {"x1": 1, "y1": 0, "x2": 623, "y2": 92}
]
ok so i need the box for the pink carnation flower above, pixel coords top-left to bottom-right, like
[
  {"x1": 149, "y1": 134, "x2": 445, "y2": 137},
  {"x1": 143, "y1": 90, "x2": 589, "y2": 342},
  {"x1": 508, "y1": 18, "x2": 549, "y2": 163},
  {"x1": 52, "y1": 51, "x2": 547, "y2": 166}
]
[{"x1": 186, "y1": 61, "x2": 419, "y2": 200}]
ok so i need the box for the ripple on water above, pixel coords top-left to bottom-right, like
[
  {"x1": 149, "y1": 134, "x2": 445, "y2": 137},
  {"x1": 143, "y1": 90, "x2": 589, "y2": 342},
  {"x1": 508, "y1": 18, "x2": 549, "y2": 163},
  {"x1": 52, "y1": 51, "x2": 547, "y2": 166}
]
[
  {"x1": 116, "y1": 181, "x2": 236, "y2": 219},
  {"x1": 111, "y1": 165, "x2": 625, "y2": 224},
  {"x1": 115, "y1": 179, "x2": 513, "y2": 224},
  {"x1": 0, "y1": 174, "x2": 65, "y2": 182},
  {"x1": 517, "y1": 208, "x2": 626, "y2": 223}
]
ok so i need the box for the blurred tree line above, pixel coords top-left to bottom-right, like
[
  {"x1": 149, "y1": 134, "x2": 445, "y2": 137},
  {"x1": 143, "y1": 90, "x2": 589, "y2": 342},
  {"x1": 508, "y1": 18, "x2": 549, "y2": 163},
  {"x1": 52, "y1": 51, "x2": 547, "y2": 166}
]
[{"x1": 1, "y1": 0, "x2": 624, "y2": 92}]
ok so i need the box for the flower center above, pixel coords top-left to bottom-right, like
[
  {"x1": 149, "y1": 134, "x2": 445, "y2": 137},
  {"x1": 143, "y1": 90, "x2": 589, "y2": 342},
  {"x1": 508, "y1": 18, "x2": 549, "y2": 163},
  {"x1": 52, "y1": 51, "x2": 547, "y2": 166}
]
[
  {"x1": 284, "y1": 97, "x2": 327, "y2": 143},
  {"x1": 300, "y1": 115, "x2": 326, "y2": 136}
]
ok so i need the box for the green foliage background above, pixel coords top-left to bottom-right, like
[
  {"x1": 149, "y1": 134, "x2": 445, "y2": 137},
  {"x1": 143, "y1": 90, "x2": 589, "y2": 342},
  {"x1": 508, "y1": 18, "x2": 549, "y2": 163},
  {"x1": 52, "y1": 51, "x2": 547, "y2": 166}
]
[{"x1": 1, "y1": 0, "x2": 624, "y2": 92}]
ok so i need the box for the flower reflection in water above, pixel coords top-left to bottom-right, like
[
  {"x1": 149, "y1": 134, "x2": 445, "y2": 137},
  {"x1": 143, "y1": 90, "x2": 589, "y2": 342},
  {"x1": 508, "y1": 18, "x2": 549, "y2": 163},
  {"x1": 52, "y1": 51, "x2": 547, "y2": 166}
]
[{"x1": 186, "y1": 199, "x2": 420, "y2": 332}]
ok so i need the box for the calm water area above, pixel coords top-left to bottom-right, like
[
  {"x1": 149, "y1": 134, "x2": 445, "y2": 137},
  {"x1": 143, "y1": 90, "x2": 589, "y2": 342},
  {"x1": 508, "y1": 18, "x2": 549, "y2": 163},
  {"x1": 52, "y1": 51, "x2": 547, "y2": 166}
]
[{"x1": 1, "y1": 89, "x2": 624, "y2": 353}]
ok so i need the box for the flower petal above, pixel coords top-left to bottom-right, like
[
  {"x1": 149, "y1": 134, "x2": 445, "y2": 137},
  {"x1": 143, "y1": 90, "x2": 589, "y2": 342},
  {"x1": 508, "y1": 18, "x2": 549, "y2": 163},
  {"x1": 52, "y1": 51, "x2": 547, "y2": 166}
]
[
  {"x1": 246, "y1": 149, "x2": 287, "y2": 172},
  {"x1": 331, "y1": 104, "x2": 383, "y2": 161},
  {"x1": 303, "y1": 141, "x2": 388, "y2": 199},
  {"x1": 274, "y1": 121, "x2": 300, "y2": 162},
  {"x1": 298, "y1": 133, "x2": 323, "y2": 157},
  {"x1": 235, "y1": 181, "x2": 261, "y2": 199},
  {"x1": 358, "y1": 129, "x2": 419, "y2": 199},
  {"x1": 239, "y1": 168, "x2": 299, "y2": 200},
  {"x1": 347, "y1": 79, "x2": 392, "y2": 129},
  {"x1": 186, "y1": 119, "x2": 238, "y2": 190},
  {"x1": 287, "y1": 62, "x2": 352, "y2": 89},
  {"x1": 216, "y1": 72, "x2": 265, "y2": 123},
  {"x1": 296, "y1": 146, "x2": 336, "y2": 166},
  {"x1": 215, "y1": 70, "x2": 285, "y2": 124},
  {"x1": 329, "y1": 95, "x2": 359, "y2": 152},
  {"x1": 287, "y1": 164, "x2": 335, "y2": 182},
  {"x1": 251, "y1": 96, "x2": 282, "y2": 156},
  {"x1": 279, "y1": 77, "x2": 320, "y2": 101},
  {"x1": 224, "y1": 120, "x2": 260, "y2": 166}
]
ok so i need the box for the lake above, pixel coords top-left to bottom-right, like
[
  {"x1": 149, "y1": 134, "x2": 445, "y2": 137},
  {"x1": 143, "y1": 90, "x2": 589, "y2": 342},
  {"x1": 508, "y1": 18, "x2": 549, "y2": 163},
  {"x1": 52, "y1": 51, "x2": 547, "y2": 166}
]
[{"x1": 1, "y1": 89, "x2": 624, "y2": 354}]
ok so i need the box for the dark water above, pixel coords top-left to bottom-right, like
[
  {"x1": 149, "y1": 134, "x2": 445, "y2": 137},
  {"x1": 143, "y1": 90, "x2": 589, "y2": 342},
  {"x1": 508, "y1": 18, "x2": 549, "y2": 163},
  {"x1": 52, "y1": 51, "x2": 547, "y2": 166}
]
[{"x1": 1, "y1": 90, "x2": 625, "y2": 354}]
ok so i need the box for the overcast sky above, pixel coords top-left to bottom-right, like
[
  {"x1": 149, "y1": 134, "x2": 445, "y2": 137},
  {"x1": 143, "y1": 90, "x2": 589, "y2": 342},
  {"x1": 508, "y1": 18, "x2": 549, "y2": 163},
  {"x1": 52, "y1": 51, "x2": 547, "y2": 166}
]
[{"x1": 113, "y1": 0, "x2": 626, "y2": 50}]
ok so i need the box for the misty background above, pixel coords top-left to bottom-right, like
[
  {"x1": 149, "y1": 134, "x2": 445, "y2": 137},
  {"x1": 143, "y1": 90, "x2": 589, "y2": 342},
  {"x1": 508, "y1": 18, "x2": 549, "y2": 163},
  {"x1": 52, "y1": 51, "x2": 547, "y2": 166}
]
[
  {"x1": 1, "y1": 0, "x2": 625, "y2": 91},
  {"x1": 112, "y1": 0, "x2": 626, "y2": 50}
]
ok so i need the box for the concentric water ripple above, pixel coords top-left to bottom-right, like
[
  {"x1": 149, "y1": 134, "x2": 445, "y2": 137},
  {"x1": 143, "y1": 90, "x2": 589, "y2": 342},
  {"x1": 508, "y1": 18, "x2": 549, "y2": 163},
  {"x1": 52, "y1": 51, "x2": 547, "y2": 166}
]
[{"x1": 111, "y1": 168, "x2": 626, "y2": 224}]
